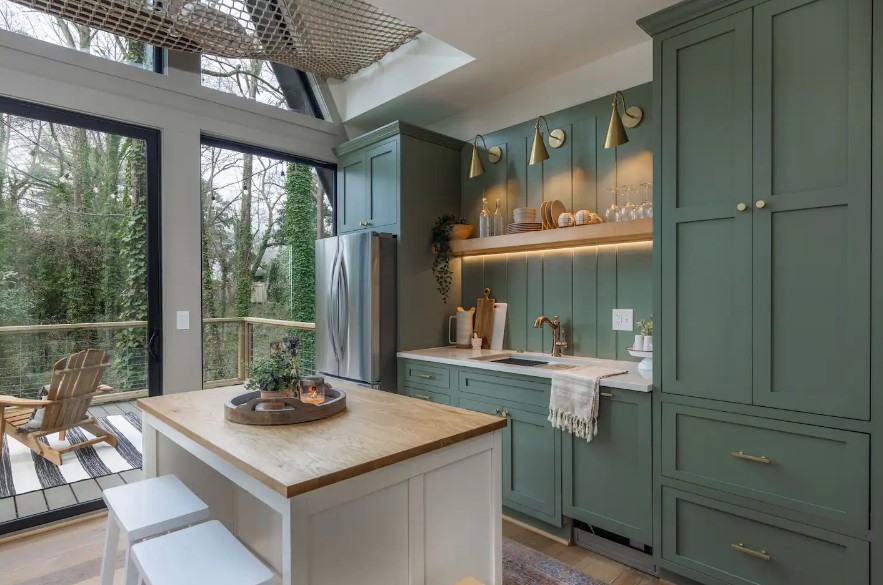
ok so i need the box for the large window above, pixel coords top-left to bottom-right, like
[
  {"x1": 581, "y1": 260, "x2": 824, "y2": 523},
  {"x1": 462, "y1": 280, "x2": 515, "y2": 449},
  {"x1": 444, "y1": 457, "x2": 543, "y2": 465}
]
[
  {"x1": 200, "y1": 138, "x2": 333, "y2": 387},
  {"x1": 201, "y1": 55, "x2": 323, "y2": 117},
  {"x1": 0, "y1": 0, "x2": 161, "y2": 71}
]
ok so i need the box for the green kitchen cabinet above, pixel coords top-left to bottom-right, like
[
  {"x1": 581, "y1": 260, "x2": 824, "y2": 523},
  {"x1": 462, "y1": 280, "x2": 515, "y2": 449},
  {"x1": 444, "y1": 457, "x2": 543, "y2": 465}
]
[
  {"x1": 459, "y1": 394, "x2": 563, "y2": 527},
  {"x1": 656, "y1": 0, "x2": 871, "y2": 420},
  {"x1": 749, "y1": 0, "x2": 871, "y2": 419},
  {"x1": 662, "y1": 487, "x2": 869, "y2": 585},
  {"x1": 336, "y1": 137, "x2": 398, "y2": 234},
  {"x1": 658, "y1": 9, "x2": 754, "y2": 405},
  {"x1": 403, "y1": 385, "x2": 452, "y2": 406},
  {"x1": 563, "y1": 390, "x2": 652, "y2": 544},
  {"x1": 334, "y1": 123, "x2": 463, "y2": 352}
]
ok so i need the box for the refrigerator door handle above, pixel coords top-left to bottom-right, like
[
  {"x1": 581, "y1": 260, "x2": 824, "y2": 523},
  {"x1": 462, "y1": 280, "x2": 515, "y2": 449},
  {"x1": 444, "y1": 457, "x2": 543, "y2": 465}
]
[
  {"x1": 338, "y1": 254, "x2": 349, "y2": 360},
  {"x1": 328, "y1": 244, "x2": 341, "y2": 363}
]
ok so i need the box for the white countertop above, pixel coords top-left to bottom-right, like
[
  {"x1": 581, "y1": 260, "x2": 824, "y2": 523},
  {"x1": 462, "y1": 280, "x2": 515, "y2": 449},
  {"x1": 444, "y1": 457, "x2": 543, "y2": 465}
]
[{"x1": 397, "y1": 347, "x2": 653, "y2": 392}]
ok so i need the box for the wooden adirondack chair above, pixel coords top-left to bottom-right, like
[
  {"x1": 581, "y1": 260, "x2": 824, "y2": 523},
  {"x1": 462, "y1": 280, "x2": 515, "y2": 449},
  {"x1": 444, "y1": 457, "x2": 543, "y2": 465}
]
[{"x1": 0, "y1": 349, "x2": 116, "y2": 466}]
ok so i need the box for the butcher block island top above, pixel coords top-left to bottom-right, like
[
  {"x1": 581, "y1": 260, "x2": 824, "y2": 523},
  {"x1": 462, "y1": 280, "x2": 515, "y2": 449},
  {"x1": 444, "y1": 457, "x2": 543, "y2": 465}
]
[{"x1": 137, "y1": 381, "x2": 507, "y2": 498}]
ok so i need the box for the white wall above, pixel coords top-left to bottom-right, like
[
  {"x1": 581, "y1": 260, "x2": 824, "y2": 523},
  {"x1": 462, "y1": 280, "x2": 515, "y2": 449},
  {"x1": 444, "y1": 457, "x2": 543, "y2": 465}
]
[
  {"x1": 427, "y1": 41, "x2": 653, "y2": 140},
  {"x1": 0, "y1": 31, "x2": 346, "y2": 393}
]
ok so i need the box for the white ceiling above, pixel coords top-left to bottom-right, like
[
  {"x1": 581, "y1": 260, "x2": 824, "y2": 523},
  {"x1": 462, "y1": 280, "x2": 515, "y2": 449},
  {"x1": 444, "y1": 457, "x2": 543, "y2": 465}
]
[{"x1": 330, "y1": 0, "x2": 680, "y2": 133}]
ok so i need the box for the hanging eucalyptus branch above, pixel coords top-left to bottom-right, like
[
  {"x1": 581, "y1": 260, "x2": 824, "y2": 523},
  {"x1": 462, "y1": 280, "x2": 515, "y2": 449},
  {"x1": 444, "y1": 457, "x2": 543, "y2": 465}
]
[{"x1": 431, "y1": 214, "x2": 468, "y2": 303}]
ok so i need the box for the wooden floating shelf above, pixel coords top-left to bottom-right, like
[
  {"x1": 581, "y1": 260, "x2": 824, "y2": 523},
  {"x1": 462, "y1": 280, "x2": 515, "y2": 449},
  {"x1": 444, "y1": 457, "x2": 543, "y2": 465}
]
[{"x1": 449, "y1": 218, "x2": 653, "y2": 257}]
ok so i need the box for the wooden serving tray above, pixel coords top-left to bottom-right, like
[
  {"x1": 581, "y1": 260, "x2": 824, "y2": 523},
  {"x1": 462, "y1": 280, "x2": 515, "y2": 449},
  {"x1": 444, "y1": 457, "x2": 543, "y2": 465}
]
[{"x1": 224, "y1": 386, "x2": 347, "y2": 425}]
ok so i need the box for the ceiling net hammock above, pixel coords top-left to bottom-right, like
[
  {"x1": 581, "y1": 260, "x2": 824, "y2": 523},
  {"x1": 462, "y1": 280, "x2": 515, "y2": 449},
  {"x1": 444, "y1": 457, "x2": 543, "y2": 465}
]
[{"x1": 7, "y1": 0, "x2": 420, "y2": 78}]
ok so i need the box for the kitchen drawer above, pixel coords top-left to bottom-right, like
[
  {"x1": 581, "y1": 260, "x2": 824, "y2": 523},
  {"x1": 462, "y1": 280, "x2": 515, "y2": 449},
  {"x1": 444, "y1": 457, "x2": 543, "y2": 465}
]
[
  {"x1": 402, "y1": 361, "x2": 451, "y2": 390},
  {"x1": 662, "y1": 487, "x2": 869, "y2": 585},
  {"x1": 662, "y1": 404, "x2": 869, "y2": 531},
  {"x1": 459, "y1": 369, "x2": 549, "y2": 408},
  {"x1": 404, "y1": 386, "x2": 451, "y2": 406}
]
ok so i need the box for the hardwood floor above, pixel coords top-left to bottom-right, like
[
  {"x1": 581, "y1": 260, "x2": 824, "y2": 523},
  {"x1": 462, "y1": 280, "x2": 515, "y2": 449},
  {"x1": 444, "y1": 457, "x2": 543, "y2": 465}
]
[
  {"x1": 503, "y1": 521, "x2": 667, "y2": 585},
  {"x1": 0, "y1": 514, "x2": 668, "y2": 585}
]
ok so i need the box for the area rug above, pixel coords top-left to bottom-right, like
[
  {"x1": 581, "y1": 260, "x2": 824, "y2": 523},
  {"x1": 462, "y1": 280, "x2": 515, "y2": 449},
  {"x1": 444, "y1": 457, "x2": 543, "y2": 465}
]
[
  {"x1": 504, "y1": 538, "x2": 610, "y2": 584},
  {"x1": 0, "y1": 412, "x2": 142, "y2": 498}
]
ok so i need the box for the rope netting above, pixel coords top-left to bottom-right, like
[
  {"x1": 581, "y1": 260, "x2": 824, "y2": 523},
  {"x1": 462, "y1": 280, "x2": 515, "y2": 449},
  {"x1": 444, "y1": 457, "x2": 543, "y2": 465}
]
[{"x1": 9, "y1": 0, "x2": 421, "y2": 78}]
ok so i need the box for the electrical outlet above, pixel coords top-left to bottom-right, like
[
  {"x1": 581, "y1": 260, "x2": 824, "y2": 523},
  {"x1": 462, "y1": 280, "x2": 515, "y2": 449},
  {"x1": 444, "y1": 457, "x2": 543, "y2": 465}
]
[{"x1": 612, "y1": 309, "x2": 633, "y2": 331}]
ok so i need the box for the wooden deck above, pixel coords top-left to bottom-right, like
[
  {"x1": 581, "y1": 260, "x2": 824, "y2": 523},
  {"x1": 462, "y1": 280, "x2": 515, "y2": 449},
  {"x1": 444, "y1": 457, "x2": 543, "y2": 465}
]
[{"x1": 0, "y1": 399, "x2": 142, "y2": 525}]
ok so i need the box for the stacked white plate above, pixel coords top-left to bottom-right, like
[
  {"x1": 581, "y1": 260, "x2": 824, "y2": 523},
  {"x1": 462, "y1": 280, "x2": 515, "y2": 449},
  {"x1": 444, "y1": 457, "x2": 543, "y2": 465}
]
[
  {"x1": 513, "y1": 207, "x2": 537, "y2": 224},
  {"x1": 508, "y1": 223, "x2": 542, "y2": 234}
]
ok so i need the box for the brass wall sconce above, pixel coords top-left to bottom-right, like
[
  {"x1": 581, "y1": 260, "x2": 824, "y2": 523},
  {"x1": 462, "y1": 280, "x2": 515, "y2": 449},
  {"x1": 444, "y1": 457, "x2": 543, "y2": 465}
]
[
  {"x1": 528, "y1": 115, "x2": 567, "y2": 165},
  {"x1": 468, "y1": 134, "x2": 503, "y2": 179},
  {"x1": 604, "y1": 91, "x2": 643, "y2": 149}
]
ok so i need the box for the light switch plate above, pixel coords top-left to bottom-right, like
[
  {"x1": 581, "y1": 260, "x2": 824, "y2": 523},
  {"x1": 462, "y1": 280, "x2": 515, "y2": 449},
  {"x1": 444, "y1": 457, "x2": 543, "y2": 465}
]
[
  {"x1": 612, "y1": 309, "x2": 633, "y2": 331},
  {"x1": 176, "y1": 311, "x2": 190, "y2": 330}
]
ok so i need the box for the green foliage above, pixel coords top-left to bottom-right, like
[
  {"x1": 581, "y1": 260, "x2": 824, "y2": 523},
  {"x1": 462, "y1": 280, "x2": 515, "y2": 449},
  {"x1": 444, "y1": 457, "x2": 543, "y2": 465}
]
[
  {"x1": 246, "y1": 352, "x2": 295, "y2": 393},
  {"x1": 431, "y1": 214, "x2": 468, "y2": 303},
  {"x1": 279, "y1": 163, "x2": 317, "y2": 368},
  {"x1": 0, "y1": 271, "x2": 33, "y2": 325},
  {"x1": 637, "y1": 317, "x2": 653, "y2": 337}
]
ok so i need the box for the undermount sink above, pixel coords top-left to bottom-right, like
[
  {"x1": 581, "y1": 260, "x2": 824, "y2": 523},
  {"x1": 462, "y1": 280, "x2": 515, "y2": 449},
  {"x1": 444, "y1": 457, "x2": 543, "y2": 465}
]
[
  {"x1": 472, "y1": 353, "x2": 579, "y2": 370},
  {"x1": 490, "y1": 357, "x2": 548, "y2": 367}
]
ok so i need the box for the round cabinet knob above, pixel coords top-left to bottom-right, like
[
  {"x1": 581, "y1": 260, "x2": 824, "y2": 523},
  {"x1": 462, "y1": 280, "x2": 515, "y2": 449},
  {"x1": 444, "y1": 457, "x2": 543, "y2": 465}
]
[
  {"x1": 736, "y1": 203, "x2": 748, "y2": 212},
  {"x1": 359, "y1": 220, "x2": 370, "y2": 227},
  {"x1": 755, "y1": 200, "x2": 767, "y2": 209}
]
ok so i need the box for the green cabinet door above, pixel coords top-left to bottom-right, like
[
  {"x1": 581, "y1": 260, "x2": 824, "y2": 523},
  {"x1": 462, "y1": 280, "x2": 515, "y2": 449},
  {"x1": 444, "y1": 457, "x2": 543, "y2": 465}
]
[
  {"x1": 364, "y1": 138, "x2": 398, "y2": 229},
  {"x1": 563, "y1": 390, "x2": 652, "y2": 544},
  {"x1": 660, "y1": 11, "x2": 752, "y2": 403},
  {"x1": 660, "y1": 11, "x2": 754, "y2": 403},
  {"x1": 459, "y1": 395, "x2": 562, "y2": 526},
  {"x1": 502, "y1": 403, "x2": 561, "y2": 525},
  {"x1": 751, "y1": 0, "x2": 871, "y2": 419},
  {"x1": 338, "y1": 150, "x2": 367, "y2": 234}
]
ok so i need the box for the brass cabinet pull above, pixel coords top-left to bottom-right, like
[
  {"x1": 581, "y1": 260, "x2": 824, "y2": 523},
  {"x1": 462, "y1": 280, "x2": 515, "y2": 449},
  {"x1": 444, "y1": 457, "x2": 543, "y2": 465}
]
[
  {"x1": 494, "y1": 408, "x2": 502, "y2": 415},
  {"x1": 731, "y1": 543, "x2": 771, "y2": 561},
  {"x1": 416, "y1": 373, "x2": 433, "y2": 379},
  {"x1": 600, "y1": 392, "x2": 614, "y2": 398},
  {"x1": 413, "y1": 393, "x2": 431, "y2": 400},
  {"x1": 501, "y1": 409, "x2": 510, "y2": 418},
  {"x1": 755, "y1": 200, "x2": 767, "y2": 209},
  {"x1": 736, "y1": 202, "x2": 748, "y2": 212},
  {"x1": 731, "y1": 451, "x2": 772, "y2": 464}
]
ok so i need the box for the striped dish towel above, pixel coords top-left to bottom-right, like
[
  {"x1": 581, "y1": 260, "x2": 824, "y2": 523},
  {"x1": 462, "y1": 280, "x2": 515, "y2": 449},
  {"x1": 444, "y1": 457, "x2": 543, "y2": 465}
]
[{"x1": 548, "y1": 366, "x2": 625, "y2": 441}]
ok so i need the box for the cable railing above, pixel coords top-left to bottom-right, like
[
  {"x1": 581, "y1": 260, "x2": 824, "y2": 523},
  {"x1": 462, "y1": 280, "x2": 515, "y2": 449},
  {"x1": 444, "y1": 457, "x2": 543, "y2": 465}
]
[
  {"x1": 0, "y1": 317, "x2": 316, "y2": 399},
  {"x1": 0, "y1": 321, "x2": 149, "y2": 400}
]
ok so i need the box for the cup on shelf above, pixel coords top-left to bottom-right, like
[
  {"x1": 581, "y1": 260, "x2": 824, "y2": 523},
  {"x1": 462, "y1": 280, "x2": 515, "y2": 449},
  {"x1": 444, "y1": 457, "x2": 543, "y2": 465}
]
[
  {"x1": 557, "y1": 212, "x2": 575, "y2": 228},
  {"x1": 574, "y1": 209, "x2": 591, "y2": 226}
]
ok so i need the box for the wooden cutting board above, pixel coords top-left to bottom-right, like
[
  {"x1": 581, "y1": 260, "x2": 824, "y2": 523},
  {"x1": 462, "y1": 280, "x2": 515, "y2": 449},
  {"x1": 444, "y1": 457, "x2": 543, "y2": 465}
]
[{"x1": 474, "y1": 288, "x2": 495, "y2": 349}]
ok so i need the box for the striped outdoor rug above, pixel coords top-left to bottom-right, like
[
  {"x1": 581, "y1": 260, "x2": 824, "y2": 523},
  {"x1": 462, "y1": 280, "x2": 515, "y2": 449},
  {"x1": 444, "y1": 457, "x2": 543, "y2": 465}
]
[{"x1": 0, "y1": 412, "x2": 142, "y2": 498}]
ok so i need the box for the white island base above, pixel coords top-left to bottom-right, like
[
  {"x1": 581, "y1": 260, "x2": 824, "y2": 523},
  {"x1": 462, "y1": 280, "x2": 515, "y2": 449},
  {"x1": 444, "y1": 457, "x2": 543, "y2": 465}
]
[{"x1": 139, "y1": 386, "x2": 504, "y2": 585}]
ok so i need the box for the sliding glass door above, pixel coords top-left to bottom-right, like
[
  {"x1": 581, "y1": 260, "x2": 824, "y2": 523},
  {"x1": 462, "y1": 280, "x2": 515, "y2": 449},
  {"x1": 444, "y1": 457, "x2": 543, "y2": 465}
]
[{"x1": 0, "y1": 98, "x2": 161, "y2": 533}]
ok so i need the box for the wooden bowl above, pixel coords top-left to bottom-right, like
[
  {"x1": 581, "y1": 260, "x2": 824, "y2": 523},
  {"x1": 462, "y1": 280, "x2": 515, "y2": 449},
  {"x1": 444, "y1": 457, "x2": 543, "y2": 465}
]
[{"x1": 450, "y1": 224, "x2": 474, "y2": 240}]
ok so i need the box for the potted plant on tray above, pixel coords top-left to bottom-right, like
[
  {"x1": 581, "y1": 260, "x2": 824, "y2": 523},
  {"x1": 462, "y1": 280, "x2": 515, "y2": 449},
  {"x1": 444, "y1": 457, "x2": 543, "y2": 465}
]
[
  {"x1": 431, "y1": 214, "x2": 472, "y2": 303},
  {"x1": 247, "y1": 352, "x2": 296, "y2": 409},
  {"x1": 637, "y1": 317, "x2": 653, "y2": 351}
]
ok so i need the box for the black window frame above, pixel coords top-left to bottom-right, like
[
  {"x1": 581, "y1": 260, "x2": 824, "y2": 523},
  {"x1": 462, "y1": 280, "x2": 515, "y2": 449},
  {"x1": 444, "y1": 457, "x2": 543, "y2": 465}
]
[{"x1": 0, "y1": 96, "x2": 163, "y2": 535}]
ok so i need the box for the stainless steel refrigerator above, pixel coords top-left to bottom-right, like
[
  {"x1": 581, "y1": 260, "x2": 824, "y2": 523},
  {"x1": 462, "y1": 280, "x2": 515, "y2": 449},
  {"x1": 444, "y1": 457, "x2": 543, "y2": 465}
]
[{"x1": 315, "y1": 231, "x2": 397, "y2": 390}]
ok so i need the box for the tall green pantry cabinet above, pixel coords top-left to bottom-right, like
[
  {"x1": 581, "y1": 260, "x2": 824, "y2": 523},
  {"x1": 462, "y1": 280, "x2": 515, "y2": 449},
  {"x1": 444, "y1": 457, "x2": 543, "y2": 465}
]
[
  {"x1": 333, "y1": 122, "x2": 464, "y2": 359},
  {"x1": 639, "y1": 0, "x2": 877, "y2": 583}
]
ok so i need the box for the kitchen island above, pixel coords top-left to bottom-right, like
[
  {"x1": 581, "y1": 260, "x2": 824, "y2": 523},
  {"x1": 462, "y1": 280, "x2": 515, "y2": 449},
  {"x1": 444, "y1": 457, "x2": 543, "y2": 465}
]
[{"x1": 137, "y1": 382, "x2": 506, "y2": 585}]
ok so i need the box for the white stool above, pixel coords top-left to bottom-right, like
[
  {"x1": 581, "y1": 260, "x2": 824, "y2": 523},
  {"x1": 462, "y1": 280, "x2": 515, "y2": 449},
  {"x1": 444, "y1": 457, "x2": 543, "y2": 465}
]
[
  {"x1": 131, "y1": 520, "x2": 274, "y2": 585},
  {"x1": 101, "y1": 474, "x2": 211, "y2": 585}
]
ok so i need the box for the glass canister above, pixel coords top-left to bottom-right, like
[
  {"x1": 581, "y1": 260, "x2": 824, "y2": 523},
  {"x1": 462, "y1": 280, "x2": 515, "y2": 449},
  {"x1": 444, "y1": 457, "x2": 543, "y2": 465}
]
[{"x1": 299, "y1": 375, "x2": 326, "y2": 404}]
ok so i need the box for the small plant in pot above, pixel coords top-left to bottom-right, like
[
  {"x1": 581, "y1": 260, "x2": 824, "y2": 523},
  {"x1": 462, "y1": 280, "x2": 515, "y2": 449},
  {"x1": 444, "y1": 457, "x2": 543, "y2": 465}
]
[
  {"x1": 637, "y1": 317, "x2": 653, "y2": 352},
  {"x1": 247, "y1": 352, "x2": 296, "y2": 410},
  {"x1": 432, "y1": 214, "x2": 471, "y2": 303}
]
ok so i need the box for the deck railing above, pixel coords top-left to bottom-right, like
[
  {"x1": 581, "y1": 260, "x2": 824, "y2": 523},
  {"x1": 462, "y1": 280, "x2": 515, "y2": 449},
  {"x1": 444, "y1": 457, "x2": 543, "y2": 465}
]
[
  {"x1": 202, "y1": 317, "x2": 316, "y2": 388},
  {"x1": 0, "y1": 320, "x2": 149, "y2": 400},
  {"x1": 0, "y1": 317, "x2": 316, "y2": 399}
]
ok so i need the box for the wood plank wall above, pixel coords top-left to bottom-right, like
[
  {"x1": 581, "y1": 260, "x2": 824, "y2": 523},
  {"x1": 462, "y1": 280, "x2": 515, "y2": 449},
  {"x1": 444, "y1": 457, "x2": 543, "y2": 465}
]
[{"x1": 458, "y1": 83, "x2": 653, "y2": 360}]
